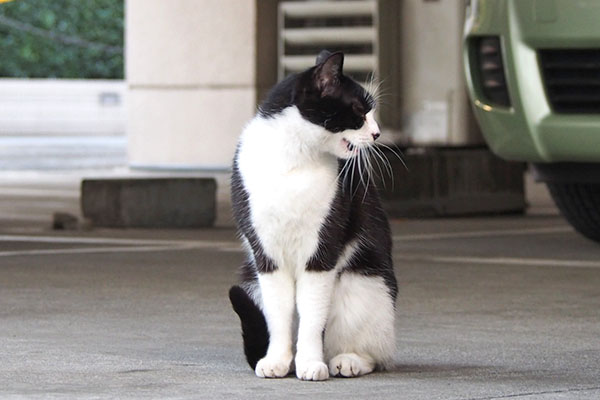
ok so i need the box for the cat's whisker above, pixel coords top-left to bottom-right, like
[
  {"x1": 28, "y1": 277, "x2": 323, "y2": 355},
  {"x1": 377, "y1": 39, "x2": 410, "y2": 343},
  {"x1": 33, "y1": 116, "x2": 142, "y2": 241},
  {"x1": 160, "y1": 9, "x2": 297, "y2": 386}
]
[
  {"x1": 367, "y1": 146, "x2": 387, "y2": 191},
  {"x1": 349, "y1": 151, "x2": 357, "y2": 197},
  {"x1": 369, "y1": 148, "x2": 385, "y2": 179},
  {"x1": 372, "y1": 145, "x2": 394, "y2": 180},
  {"x1": 377, "y1": 142, "x2": 408, "y2": 172},
  {"x1": 373, "y1": 145, "x2": 397, "y2": 190},
  {"x1": 360, "y1": 150, "x2": 370, "y2": 203},
  {"x1": 365, "y1": 146, "x2": 387, "y2": 189},
  {"x1": 364, "y1": 147, "x2": 372, "y2": 175},
  {"x1": 337, "y1": 157, "x2": 352, "y2": 193},
  {"x1": 363, "y1": 74, "x2": 391, "y2": 109},
  {"x1": 364, "y1": 148, "x2": 375, "y2": 201},
  {"x1": 353, "y1": 152, "x2": 362, "y2": 199},
  {"x1": 359, "y1": 147, "x2": 375, "y2": 203},
  {"x1": 345, "y1": 156, "x2": 354, "y2": 188},
  {"x1": 353, "y1": 151, "x2": 364, "y2": 199},
  {"x1": 336, "y1": 161, "x2": 345, "y2": 188},
  {"x1": 355, "y1": 150, "x2": 364, "y2": 196},
  {"x1": 374, "y1": 94, "x2": 391, "y2": 107}
]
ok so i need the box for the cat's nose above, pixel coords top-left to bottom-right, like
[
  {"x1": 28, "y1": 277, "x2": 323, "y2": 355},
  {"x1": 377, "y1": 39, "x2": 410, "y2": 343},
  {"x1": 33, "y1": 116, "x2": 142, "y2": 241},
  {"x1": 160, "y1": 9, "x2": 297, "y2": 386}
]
[{"x1": 372, "y1": 132, "x2": 380, "y2": 141}]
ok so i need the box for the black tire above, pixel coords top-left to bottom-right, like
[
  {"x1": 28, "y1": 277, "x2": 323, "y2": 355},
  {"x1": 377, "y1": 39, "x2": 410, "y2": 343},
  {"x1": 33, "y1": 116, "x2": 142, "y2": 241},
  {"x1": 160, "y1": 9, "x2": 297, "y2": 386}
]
[{"x1": 546, "y1": 182, "x2": 600, "y2": 243}]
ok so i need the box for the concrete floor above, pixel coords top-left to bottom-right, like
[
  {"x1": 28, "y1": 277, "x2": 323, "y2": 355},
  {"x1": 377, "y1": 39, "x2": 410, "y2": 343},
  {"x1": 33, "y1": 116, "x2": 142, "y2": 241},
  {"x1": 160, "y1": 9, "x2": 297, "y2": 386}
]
[{"x1": 1, "y1": 173, "x2": 600, "y2": 399}]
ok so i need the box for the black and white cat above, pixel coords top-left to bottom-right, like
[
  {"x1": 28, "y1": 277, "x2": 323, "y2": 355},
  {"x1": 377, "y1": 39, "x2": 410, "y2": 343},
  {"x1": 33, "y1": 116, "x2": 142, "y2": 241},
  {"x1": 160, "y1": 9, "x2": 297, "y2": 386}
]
[{"x1": 229, "y1": 51, "x2": 397, "y2": 381}]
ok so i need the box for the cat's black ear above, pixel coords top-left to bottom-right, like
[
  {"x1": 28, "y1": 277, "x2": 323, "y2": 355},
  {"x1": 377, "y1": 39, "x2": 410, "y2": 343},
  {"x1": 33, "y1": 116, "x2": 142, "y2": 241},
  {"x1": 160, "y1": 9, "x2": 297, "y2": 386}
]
[
  {"x1": 314, "y1": 52, "x2": 344, "y2": 96},
  {"x1": 315, "y1": 50, "x2": 332, "y2": 65}
]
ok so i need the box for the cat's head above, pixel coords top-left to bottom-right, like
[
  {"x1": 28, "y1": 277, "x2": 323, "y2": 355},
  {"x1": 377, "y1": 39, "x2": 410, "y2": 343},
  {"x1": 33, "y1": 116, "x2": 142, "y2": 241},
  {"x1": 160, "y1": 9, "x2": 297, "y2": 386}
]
[{"x1": 294, "y1": 50, "x2": 380, "y2": 159}]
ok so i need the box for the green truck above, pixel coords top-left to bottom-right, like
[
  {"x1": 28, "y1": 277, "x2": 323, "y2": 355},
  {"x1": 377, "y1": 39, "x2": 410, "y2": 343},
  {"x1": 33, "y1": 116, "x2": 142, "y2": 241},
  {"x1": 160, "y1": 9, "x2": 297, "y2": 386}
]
[{"x1": 463, "y1": 0, "x2": 600, "y2": 242}]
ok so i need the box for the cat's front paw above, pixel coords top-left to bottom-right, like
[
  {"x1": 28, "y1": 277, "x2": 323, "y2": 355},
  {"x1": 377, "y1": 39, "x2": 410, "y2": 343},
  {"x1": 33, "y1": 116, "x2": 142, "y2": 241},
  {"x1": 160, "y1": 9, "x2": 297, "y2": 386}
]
[
  {"x1": 295, "y1": 360, "x2": 329, "y2": 381},
  {"x1": 328, "y1": 353, "x2": 374, "y2": 377},
  {"x1": 255, "y1": 355, "x2": 292, "y2": 378}
]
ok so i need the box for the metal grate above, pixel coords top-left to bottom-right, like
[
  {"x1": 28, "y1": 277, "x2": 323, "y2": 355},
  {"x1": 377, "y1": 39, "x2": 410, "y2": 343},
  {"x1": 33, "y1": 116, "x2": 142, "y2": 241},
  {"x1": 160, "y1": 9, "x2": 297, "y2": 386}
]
[
  {"x1": 539, "y1": 49, "x2": 600, "y2": 114},
  {"x1": 278, "y1": 0, "x2": 378, "y2": 82}
]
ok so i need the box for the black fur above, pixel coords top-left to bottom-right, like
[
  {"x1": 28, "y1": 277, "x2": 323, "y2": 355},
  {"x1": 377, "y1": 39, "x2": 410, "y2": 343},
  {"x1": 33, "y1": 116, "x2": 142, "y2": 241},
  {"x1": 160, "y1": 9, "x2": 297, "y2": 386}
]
[
  {"x1": 308, "y1": 165, "x2": 397, "y2": 301},
  {"x1": 315, "y1": 49, "x2": 333, "y2": 65},
  {"x1": 259, "y1": 52, "x2": 375, "y2": 133},
  {"x1": 229, "y1": 284, "x2": 269, "y2": 369}
]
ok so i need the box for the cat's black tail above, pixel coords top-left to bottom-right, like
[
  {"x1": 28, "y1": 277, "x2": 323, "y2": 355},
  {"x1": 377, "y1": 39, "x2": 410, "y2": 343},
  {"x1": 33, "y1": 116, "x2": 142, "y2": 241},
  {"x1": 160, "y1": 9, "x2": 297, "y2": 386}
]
[{"x1": 228, "y1": 285, "x2": 269, "y2": 369}]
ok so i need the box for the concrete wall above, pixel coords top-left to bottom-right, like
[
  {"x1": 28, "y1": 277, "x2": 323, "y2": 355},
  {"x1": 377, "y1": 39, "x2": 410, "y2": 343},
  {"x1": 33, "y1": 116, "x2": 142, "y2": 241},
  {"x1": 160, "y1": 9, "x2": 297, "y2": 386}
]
[
  {"x1": 0, "y1": 79, "x2": 125, "y2": 136},
  {"x1": 126, "y1": 0, "x2": 257, "y2": 170}
]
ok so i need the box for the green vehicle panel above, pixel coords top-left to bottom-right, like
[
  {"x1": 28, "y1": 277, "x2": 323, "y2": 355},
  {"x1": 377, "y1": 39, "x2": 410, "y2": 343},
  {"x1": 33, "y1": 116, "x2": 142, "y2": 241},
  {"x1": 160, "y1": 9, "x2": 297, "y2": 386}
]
[{"x1": 463, "y1": 0, "x2": 600, "y2": 163}]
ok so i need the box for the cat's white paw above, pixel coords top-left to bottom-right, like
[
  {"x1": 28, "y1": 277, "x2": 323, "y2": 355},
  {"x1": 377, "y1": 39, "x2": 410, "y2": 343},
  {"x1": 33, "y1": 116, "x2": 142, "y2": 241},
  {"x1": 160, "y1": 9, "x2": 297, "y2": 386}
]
[
  {"x1": 329, "y1": 353, "x2": 374, "y2": 377},
  {"x1": 255, "y1": 355, "x2": 292, "y2": 378},
  {"x1": 295, "y1": 360, "x2": 329, "y2": 381}
]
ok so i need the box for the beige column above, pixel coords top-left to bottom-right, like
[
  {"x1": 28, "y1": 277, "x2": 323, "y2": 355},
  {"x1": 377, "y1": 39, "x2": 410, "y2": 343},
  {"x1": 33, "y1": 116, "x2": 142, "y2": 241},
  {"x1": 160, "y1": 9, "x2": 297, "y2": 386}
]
[
  {"x1": 125, "y1": 0, "x2": 256, "y2": 170},
  {"x1": 400, "y1": 0, "x2": 482, "y2": 146}
]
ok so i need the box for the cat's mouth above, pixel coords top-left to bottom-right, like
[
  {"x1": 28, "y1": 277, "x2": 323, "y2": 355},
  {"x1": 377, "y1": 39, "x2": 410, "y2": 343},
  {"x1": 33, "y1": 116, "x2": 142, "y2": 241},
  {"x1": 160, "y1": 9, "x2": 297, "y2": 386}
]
[{"x1": 342, "y1": 138, "x2": 356, "y2": 152}]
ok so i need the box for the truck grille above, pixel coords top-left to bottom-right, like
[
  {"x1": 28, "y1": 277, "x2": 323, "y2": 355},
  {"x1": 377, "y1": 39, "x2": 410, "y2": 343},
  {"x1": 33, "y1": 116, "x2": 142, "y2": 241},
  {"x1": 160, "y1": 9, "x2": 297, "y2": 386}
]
[{"x1": 539, "y1": 49, "x2": 600, "y2": 114}]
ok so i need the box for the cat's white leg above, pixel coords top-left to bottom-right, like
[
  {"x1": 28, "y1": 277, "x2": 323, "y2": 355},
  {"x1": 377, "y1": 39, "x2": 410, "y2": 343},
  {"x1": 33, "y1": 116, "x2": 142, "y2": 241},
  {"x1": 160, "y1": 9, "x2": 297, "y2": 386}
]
[
  {"x1": 255, "y1": 270, "x2": 295, "y2": 378},
  {"x1": 295, "y1": 270, "x2": 337, "y2": 381},
  {"x1": 324, "y1": 273, "x2": 396, "y2": 377}
]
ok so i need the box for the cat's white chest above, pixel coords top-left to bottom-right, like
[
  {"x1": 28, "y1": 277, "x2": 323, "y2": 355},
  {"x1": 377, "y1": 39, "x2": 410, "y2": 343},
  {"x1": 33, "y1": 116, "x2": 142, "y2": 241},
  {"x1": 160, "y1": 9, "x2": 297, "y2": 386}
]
[{"x1": 237, "y1": 115, "x2": 338, "y2": 272}]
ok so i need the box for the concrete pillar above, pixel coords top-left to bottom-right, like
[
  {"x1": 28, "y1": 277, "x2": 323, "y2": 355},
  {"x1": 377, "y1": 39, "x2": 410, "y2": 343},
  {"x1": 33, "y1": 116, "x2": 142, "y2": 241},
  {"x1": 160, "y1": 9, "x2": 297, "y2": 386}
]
[
  {"x1": 400, "y1": 0, "x2": 482, "y2": 146},
  {"x1": 125, "y1": 0, "x2": 257, "y2": 170}
]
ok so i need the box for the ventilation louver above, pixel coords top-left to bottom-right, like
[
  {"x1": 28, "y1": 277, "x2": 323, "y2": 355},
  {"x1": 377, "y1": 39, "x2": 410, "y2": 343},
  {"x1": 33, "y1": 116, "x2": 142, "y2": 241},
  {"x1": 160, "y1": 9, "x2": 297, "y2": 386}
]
[
  {"x1": 539, "y1": 49, "x2": 600, "y2": 114},
  {"x1": 278, "y1": 0, "x2": 378, "y2": 82}
]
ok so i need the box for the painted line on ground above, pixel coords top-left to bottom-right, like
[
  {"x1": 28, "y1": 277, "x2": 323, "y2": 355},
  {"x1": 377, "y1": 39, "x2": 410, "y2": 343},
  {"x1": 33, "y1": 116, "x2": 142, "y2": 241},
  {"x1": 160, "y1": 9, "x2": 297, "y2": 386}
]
[
  {"x1": 0, "y1": 242, "x2": 242, "y2": 257},
  {"x1": 0, "y1": 244, "x2": 191, "y2": 257},
  {"x1": 7, "y1": 226, "x2": 570, "y2": 248},
  {"x1": 0, "y1": 214, "x2": 67, "y2": 222},
  {"x1": 393, "y1": 226, "x2": 571, "y2": 242},
  {"x1": 2, "y1": 228, "x2": 589, "y2": 266},
  {"x1": 0, "y1": 234, "x2": 184, "y2": 245},
  {"x1": 0, "y1": 234, "x2": 241, "y2": 257},
  {"x1": 0, "y1": 188, "x2": 79, "y2": 198},
  {"x1": 0, "y1": 234, "x2": 236, "y2": 247},
  {"x1": 396, "y1": 254, "x2": 600, "y2": 269}
]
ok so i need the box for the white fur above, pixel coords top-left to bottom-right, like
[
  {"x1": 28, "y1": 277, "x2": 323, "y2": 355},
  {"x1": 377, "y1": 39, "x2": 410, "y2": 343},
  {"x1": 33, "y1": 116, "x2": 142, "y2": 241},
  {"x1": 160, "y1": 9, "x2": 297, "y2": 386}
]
[
  {"x1": 237, "y1": 105, "x2": 393, "y2": 380},
  {"x1": 237, "y1": 107, "x2": 379, "y2": 275},
  {"x1": 238, "y1": 107, "x2": 340, "y2": 275},
  {"x1": 254, "y1": 270, "x2": 295, "y2": 378},
  {"x1": 295, "y1": 270, "x2": 338, "y2": 380},
  {"x1": 365, "y1": 110, "x2": 379, "y2": 135},
  {"x1": 324, "y1": 274, "x2": 396, "y2": 370},
  {"x1": 329, "y1": 353, "x2": 375, "y2": 377}
]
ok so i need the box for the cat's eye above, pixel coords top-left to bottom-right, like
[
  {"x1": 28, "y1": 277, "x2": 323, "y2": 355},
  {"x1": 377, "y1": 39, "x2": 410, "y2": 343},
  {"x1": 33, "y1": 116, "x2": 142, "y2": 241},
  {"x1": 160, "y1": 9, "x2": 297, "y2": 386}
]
[{"x1": 352, "y1": 103, "x2": 365, "y2": 118}]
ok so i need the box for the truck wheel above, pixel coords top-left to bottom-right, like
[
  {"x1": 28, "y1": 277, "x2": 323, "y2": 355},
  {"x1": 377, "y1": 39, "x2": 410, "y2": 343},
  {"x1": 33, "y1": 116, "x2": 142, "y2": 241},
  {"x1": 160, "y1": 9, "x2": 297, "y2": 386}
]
[{"x1": 546, "y1": 183, "x2": 600, "y2": 243}]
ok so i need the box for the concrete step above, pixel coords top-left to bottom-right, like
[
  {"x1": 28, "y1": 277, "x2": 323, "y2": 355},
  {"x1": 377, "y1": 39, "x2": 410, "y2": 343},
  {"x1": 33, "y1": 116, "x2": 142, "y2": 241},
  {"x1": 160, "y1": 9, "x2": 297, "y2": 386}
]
[
  {"x1": 81, "y1": 178, "x2": 217, "y2": 228},
  {"x1": 374, "y1": 147, "x2": 527, "y2": 217}
]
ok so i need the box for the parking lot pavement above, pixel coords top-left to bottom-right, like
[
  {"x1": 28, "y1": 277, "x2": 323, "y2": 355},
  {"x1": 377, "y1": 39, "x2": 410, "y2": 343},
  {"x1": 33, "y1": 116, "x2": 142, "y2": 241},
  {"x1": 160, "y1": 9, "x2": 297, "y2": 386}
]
[{"x1": 1, "y1": 209, "x2": 600, "y2": 400}]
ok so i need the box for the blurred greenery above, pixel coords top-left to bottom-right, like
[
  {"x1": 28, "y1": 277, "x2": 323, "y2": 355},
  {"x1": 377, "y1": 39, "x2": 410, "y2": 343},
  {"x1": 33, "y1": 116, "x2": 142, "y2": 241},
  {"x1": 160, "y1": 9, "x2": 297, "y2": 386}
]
[{"x1": 0, "y1": 0, "x2": 123, "y2": 79}]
